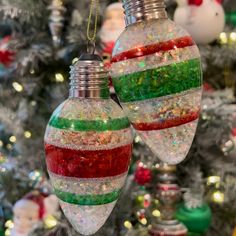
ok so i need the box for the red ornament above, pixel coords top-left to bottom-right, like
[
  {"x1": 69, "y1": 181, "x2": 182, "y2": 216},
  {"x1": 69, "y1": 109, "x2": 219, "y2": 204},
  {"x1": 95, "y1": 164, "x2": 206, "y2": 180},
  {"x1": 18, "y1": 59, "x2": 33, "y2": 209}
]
[
  {"x1": 0, "y1": 36, "x2": 14, "y2": 67},
  {"x1": 203, "y1": 83, "x2": 214, "y2": 92},
  {"x1": 232, "y1": 128, "x2": 236, "y2": 137},
  {"x1": 188, "y1": 0, "x2": 203, "y2": 6},
  {"x1": 143, "y1": 194, "x2": 151, "y2": 208},
  {"x1": 134, "y1": 164, "x2": 152, "y2": 186},
  {"x1": 0, "y1": 50, "x2": 14, "y2": 66}
]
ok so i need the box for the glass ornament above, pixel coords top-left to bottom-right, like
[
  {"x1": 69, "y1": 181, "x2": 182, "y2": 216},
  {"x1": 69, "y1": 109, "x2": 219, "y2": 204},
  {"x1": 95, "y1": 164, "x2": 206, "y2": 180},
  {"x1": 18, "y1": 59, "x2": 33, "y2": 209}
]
[
  {"x1": 174, "y1": 0, "x2": 225, "y2": 44},
  {"x1": 111, "y1": 0, "x2": 202, "y2": 164},
  {"x1": 176, "y1": 171, "x2": 211, "y2": 234},
  {"x1": 176, "y1": 203, "x2": 211, "y2": 234},
  {"x1": 150, "y1": 164, "x2": 187, "y2": 236},
  {"x1": 44, "y1": 54, "x2": 133, "y2": 235},
  {"x1": 149, "y1": 220, "x2": 188, "y2": 236}
]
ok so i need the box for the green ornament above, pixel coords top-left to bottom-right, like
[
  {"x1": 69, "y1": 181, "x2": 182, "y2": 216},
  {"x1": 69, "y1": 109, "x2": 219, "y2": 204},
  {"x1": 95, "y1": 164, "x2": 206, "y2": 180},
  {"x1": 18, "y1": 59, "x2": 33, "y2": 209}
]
[
  {"x1": 226, "y1": 11, "x2": 236, "y2": 27},
  {"x1": 175, "y1": 203, "x2": 211, "y2": 235},
  {"x1": 188, "y1": 233, "x2": 201, "y2": 236}
]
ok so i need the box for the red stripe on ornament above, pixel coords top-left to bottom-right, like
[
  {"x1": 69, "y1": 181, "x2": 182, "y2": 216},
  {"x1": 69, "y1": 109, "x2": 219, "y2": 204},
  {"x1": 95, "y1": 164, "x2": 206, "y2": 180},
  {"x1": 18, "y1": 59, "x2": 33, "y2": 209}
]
[
  {"x1": 111, "y1": 36, "x2": 195, "y2": 63},
  {"x1": 45, "y1": 143, "x2": 132, "y2": 178},
  {"x1": 132, "y1": 111, "x2": 199, "y2": 131}
]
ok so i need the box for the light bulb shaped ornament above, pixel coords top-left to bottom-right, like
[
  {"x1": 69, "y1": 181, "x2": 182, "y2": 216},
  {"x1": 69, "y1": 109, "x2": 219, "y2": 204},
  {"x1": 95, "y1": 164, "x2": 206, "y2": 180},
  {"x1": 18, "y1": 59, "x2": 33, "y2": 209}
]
[
  {"x1": 111, "y1": 0, "x2": 202, "y2": 164},
  {"x1": 44, "y1": 54, "x2": 133, "y2": 235}
]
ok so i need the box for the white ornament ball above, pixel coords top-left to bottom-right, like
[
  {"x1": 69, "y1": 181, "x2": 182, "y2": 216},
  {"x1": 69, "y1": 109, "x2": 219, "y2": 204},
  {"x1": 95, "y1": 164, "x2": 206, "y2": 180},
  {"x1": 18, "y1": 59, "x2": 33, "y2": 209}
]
[{"x1": 174, "y1": 0, "x2": 225, "y2": 44}]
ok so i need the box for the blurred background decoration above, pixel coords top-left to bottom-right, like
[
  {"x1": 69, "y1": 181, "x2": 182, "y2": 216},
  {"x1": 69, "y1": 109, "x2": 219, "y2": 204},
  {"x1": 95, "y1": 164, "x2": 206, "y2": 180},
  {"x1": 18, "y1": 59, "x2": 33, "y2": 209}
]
[{"x1": 0, "y1": 0, "x2": 236, "y2": 235}]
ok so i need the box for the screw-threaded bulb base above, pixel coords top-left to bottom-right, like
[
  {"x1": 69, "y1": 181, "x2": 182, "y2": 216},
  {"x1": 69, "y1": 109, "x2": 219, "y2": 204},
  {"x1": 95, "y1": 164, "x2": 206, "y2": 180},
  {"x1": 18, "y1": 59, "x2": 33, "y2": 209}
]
[
  {"x1": 123, "y1": 0, "x2": 167, "y2": 26},
  {"x1": 69, "y1": 54, "x2": 109, "y2": 99}
]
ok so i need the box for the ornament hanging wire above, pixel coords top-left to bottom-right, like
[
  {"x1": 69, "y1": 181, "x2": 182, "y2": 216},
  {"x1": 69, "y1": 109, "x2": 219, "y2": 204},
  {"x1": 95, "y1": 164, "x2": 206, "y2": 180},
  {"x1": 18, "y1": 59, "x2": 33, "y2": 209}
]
[{"x1": 86, "y1": 0, "x2": 99, "y2": 54}]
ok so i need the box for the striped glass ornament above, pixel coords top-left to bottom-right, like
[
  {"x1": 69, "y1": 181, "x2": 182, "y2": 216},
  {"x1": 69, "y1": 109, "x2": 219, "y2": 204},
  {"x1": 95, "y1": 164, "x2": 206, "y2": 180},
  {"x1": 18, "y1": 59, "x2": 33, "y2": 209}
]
[
  {"x1": 111, "y1": 0, "x2": 202, "y2": 164},
  {"x1": 44, "y1": 54, "x2": 133, "y2": 235}
]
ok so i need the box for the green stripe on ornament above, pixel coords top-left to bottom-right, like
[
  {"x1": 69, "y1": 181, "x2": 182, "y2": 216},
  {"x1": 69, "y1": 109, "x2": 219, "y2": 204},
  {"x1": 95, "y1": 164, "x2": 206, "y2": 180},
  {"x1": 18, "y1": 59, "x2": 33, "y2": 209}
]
[
  {"x1": 112, "y1": 58, "x2": 202, "y2": 103},
  {"x1": 54, "y1": 188, "x2": 121, "y2": 205},
  {"x1": 49, "y1": 116, "x2": 130, "y2": 131}
]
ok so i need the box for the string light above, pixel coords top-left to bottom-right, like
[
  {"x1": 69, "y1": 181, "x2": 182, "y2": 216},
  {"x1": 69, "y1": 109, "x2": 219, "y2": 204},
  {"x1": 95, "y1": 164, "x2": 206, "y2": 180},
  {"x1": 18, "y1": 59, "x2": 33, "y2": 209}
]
[
  {"x1": 12, "y1": 82, "x2": 23, "y2": 92},
  {"x1": 5, "y1": 220, "x2": 14, "y2": 229},
  {"x1": 137, "y1": 195, "x2": 144, "y2": 202},
  {"x1": 219, "y1": 32, "x2": 228, "y2": 44},
  {"x1": 44, "y1": 215, "x2": 58, "y2": 229},
  {"x1": 55, "y1": 73, "x2": 64, "y2": 82},
  {"x1": 124, "y1": 220, "x2": 132, "y2": 229},
  {"x1": 30, "y1": 69, "x2": 35, "y2": 74},
  {"x1": 138, "y1": 162, "x2": 144, "y2": 167},
  {"x1": 219, "y1": 31, "x2": 236, "y2": 45},
  {"x1": 154, "y1": 199, "x2": 159, "y2": 205},
  {"x1": 134, "y1": 135, "x2": 142, "y2": 143},
  {"x1": 0, "y1": 167, "x2": 6, "y2": 172},
  {"x1": 5, "y1": 229, "x2": 10, "y2": 236},
  {"x1": 72, "y1": 57, "x2": 79, "y2": 64},
  {"x1": 29, "y1": 170, "x2": 42, "y2": 181},
  {"x1": 212, "y1": 191, "x2": 224, "y2": 203},
  {"x1": 24, "y1": 131, "x2": 32, "y2": 138},
  {"x1": 139, "y1": 218, "x2": 147, "y2": 225},
  {"x1": 0, "y1": 140, "x2": 3, "y2": 147},
  {"x1": 155, "y1": 163, "x2": 160, "y2": 169},
  {"x1": 152, "y1": 209, "x2": 161, "y2": 217},
  {"x1": 207, "y1": 176, "x2": 221, "y2": 185},
  {"x1": 31, "y1": 101, "x2": 37, "y2": 106},
  {"x1": 230, "y1": 32, "x2": 236, "y2": 42},
  {"x1": 9, "y1": 136, "x2": 16, "y2": 143},
  {"x1": 6, "y1": 144, "x2": 13, "y2": 150}
]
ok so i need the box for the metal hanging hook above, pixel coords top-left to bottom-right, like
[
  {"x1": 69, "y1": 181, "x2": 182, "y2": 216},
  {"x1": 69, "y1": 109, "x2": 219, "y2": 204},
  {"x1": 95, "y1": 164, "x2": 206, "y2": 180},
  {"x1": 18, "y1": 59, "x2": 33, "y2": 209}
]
[{"x1": 87, "y1": 41, "x2": 96, "y2": 54}]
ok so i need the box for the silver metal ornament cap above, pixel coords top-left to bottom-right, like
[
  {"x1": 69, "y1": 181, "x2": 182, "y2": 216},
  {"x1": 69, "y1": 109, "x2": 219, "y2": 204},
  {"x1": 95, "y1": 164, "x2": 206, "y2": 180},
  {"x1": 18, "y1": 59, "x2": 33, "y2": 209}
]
[
  {"x1": 69, "y1": 54, "x2": 109, "y2": 99},
  {"x1": 122, "y1": 0, "x2": 167, "y2": 26}
]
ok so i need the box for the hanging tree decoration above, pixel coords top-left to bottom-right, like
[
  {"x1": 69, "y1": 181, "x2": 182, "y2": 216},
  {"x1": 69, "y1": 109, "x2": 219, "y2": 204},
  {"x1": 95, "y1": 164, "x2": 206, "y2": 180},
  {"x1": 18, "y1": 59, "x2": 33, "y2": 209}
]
[
  {"x1": 111, "y1": 0, "x2": 202, "y2": 165},
  {"x1": 48, "y1": 0, "x2": 66, "y2": 48},
  {"x1": 44, "y1": 1, "x2": 133, "y2": 235},
  {"x1": 149, "y1": 164, "x2": 187, "y2": 236},
  {"x1": 0, "y1": 36, "x2": 15, "y2": 67},
  {"x1": 174, "y1": 0, "x2": 225, "y2": 44},
  {"x1": 176, "y1": 171, "x2": 212, "y2": 235}
]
